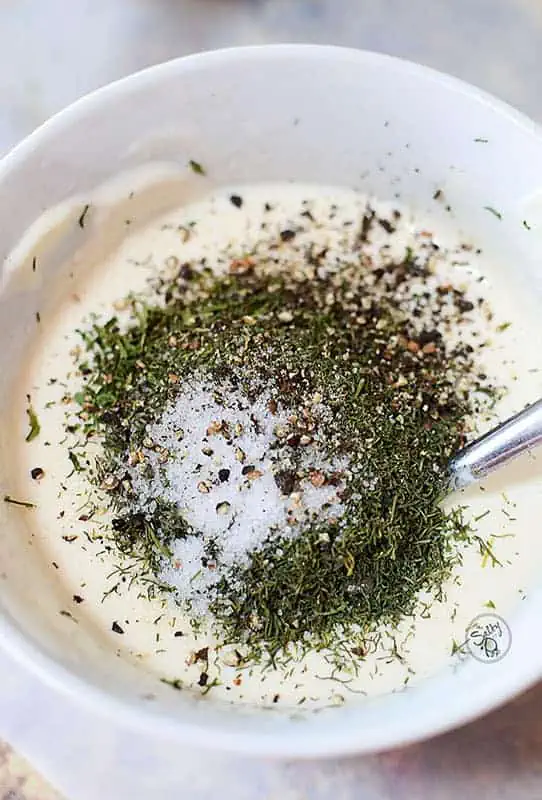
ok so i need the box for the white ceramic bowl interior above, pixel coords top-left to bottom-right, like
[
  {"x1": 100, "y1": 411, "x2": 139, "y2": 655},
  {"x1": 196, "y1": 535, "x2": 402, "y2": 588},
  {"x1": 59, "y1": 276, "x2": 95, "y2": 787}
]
[{"x1": 1, "y1": 45, "x2": 542, "y2": 758}]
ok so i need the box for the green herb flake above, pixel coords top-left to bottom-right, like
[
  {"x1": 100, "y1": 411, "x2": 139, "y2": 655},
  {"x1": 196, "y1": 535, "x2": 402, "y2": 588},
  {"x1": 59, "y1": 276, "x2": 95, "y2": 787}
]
[
  {"x1": 201, "y1": 677, "x2": 220, "y2": 696},
  {"x1": 188, "y1": 159, "x2": 206, "y2": 176},
  {"x1": 25, "y1": 405, "x2": 40, "y2": 443},
  {"x1": 78, "y1": 204, "x2": 90, "y2": 229},
  {"x1": 160, "y1": 677, "x2": 183, "y2": 690},
  {"x1": 451, "y1": 638, "x2": 462, "y2": 655},
  {"x1": 3, "y1": 495, "x2": 35, "y2": 509},
  {"x1": 483, "y1": 206, "x2": 502, "y2": 220},
  {"x1": 484, "y1": 600, "x2": 496, "y2": 609},
  {"x1": 497, "y1": 321, "x2": 511, "y2": 332},
  {"x1": 479, "y1": 536, "x2": 502, "y2": 568},
  {"x1": 523, "y1": 220, "x2": 532, "y2": 230},
  {"x1": 68, "y1": 450, "x2": 84, "y2": 472}
]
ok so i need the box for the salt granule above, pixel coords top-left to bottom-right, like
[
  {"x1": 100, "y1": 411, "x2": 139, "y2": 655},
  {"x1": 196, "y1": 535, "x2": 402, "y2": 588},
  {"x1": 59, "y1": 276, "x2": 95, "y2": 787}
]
[{"x1": 129, "y1": 380, "x2": 346, "y2": 613}]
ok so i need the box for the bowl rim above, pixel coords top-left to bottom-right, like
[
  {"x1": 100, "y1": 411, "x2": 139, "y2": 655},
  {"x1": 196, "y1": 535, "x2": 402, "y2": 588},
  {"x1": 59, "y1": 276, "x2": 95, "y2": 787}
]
[{"x1": 1, "y1": 43, "x2": 541, "y2": 759}]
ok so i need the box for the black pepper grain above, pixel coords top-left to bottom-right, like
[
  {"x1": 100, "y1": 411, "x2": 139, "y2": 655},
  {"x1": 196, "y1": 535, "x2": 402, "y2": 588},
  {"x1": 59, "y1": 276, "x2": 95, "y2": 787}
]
[
  {"x1": 378, "y1": 218, "x2": 395, "y2": 234},
  {"x1": 179, "y1": 263, "x2": 194, "y2": 281},
  {"x1": 241, "y1": 464, "x2": 256, "y2": 475},
  {"x1": 274, "y1": 470, "x2": 297, "y2": 495}
]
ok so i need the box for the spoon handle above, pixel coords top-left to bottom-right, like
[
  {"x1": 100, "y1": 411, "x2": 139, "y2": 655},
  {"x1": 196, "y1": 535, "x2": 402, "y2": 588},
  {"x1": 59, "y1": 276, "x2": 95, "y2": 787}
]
[{"x1": 448, "y1": 398, "x2": 542, "y2": 490}]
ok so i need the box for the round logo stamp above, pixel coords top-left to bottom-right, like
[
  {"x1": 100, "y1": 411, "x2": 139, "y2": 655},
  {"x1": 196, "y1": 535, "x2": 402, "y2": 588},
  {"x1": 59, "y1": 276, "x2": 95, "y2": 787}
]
[{"x1": 465, "y1": 613, "x2": 511, "y2": 663}]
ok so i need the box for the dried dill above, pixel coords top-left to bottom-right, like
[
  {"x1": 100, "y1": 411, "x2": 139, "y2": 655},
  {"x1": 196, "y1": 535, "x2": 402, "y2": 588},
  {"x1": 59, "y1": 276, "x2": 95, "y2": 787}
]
[
  {"x1": 25, "y1": 404, "x2": 40, "y2": 442},
  {"x1": 78, "y1": 204, "x2": 90, "y2": 229},
  {"x1": 188, "y1": 159, "x2": 206, "y2": 176},
  {"x1": 4, "y1": 495, "x2": 36, "y2": 509},
  {"x1": 68, "y1": 210, "x2": 499, "y2": 664}
]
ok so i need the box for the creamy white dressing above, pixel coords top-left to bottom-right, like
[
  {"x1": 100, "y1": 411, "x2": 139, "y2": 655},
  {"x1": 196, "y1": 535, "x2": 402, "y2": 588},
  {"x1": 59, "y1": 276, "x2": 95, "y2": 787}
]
[{"x1": 10, "y1": 181, "x2": 542, "y2": 709}]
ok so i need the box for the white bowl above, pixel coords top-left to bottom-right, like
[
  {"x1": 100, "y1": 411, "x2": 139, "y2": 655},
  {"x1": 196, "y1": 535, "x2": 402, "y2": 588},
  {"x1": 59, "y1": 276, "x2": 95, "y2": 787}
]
[{"x1": 1, "y1": 45, "x2": 542, "y2": 759}]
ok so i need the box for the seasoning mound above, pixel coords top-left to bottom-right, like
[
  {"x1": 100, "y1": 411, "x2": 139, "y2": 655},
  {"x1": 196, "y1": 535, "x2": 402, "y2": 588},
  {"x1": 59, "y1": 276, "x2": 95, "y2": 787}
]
[{"x1": 71, "y1": 197, "x2": 500, "y2": 662}]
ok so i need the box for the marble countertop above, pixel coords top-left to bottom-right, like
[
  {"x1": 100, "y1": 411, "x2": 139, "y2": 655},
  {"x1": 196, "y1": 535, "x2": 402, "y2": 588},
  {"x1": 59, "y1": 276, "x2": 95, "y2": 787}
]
[
  {"x1": 1, "y1": 0, "x2": 542, "y2": 158},
  {"x1": 0, "y1": 743, "x2": 61, "y2": 800},
  {"x1": 1, "y1": 1, "x2": 542, "y2": 798}
]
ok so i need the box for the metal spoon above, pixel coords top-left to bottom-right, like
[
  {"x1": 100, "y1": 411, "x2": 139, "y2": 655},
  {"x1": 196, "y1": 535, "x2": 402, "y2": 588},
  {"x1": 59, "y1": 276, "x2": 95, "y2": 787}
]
[{"x1": 447, "y1": 398, "x2": 542, "y2": 491}]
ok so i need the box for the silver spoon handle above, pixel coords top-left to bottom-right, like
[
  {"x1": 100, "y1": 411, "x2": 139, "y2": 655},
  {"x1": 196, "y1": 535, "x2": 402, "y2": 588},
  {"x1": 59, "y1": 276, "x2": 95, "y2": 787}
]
[{"x1": 448, "y1": 398, "x2": 542, "y2": 490}]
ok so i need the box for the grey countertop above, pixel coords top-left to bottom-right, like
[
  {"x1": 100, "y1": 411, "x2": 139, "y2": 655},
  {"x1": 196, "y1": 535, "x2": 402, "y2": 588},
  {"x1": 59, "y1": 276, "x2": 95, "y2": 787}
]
[
  {"x1": 0, "y1": 0, "x2": 541, "y2": 160},
  {"x1": 1, "y1": 1, "x2": 542, "y2": 798}
]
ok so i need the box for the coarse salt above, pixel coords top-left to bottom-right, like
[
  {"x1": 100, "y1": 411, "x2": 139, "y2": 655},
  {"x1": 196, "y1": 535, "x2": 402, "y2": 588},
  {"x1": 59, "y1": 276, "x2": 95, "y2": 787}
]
[{"x1": 128, "y1": 379, "x2": 347, "y2": 614}]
